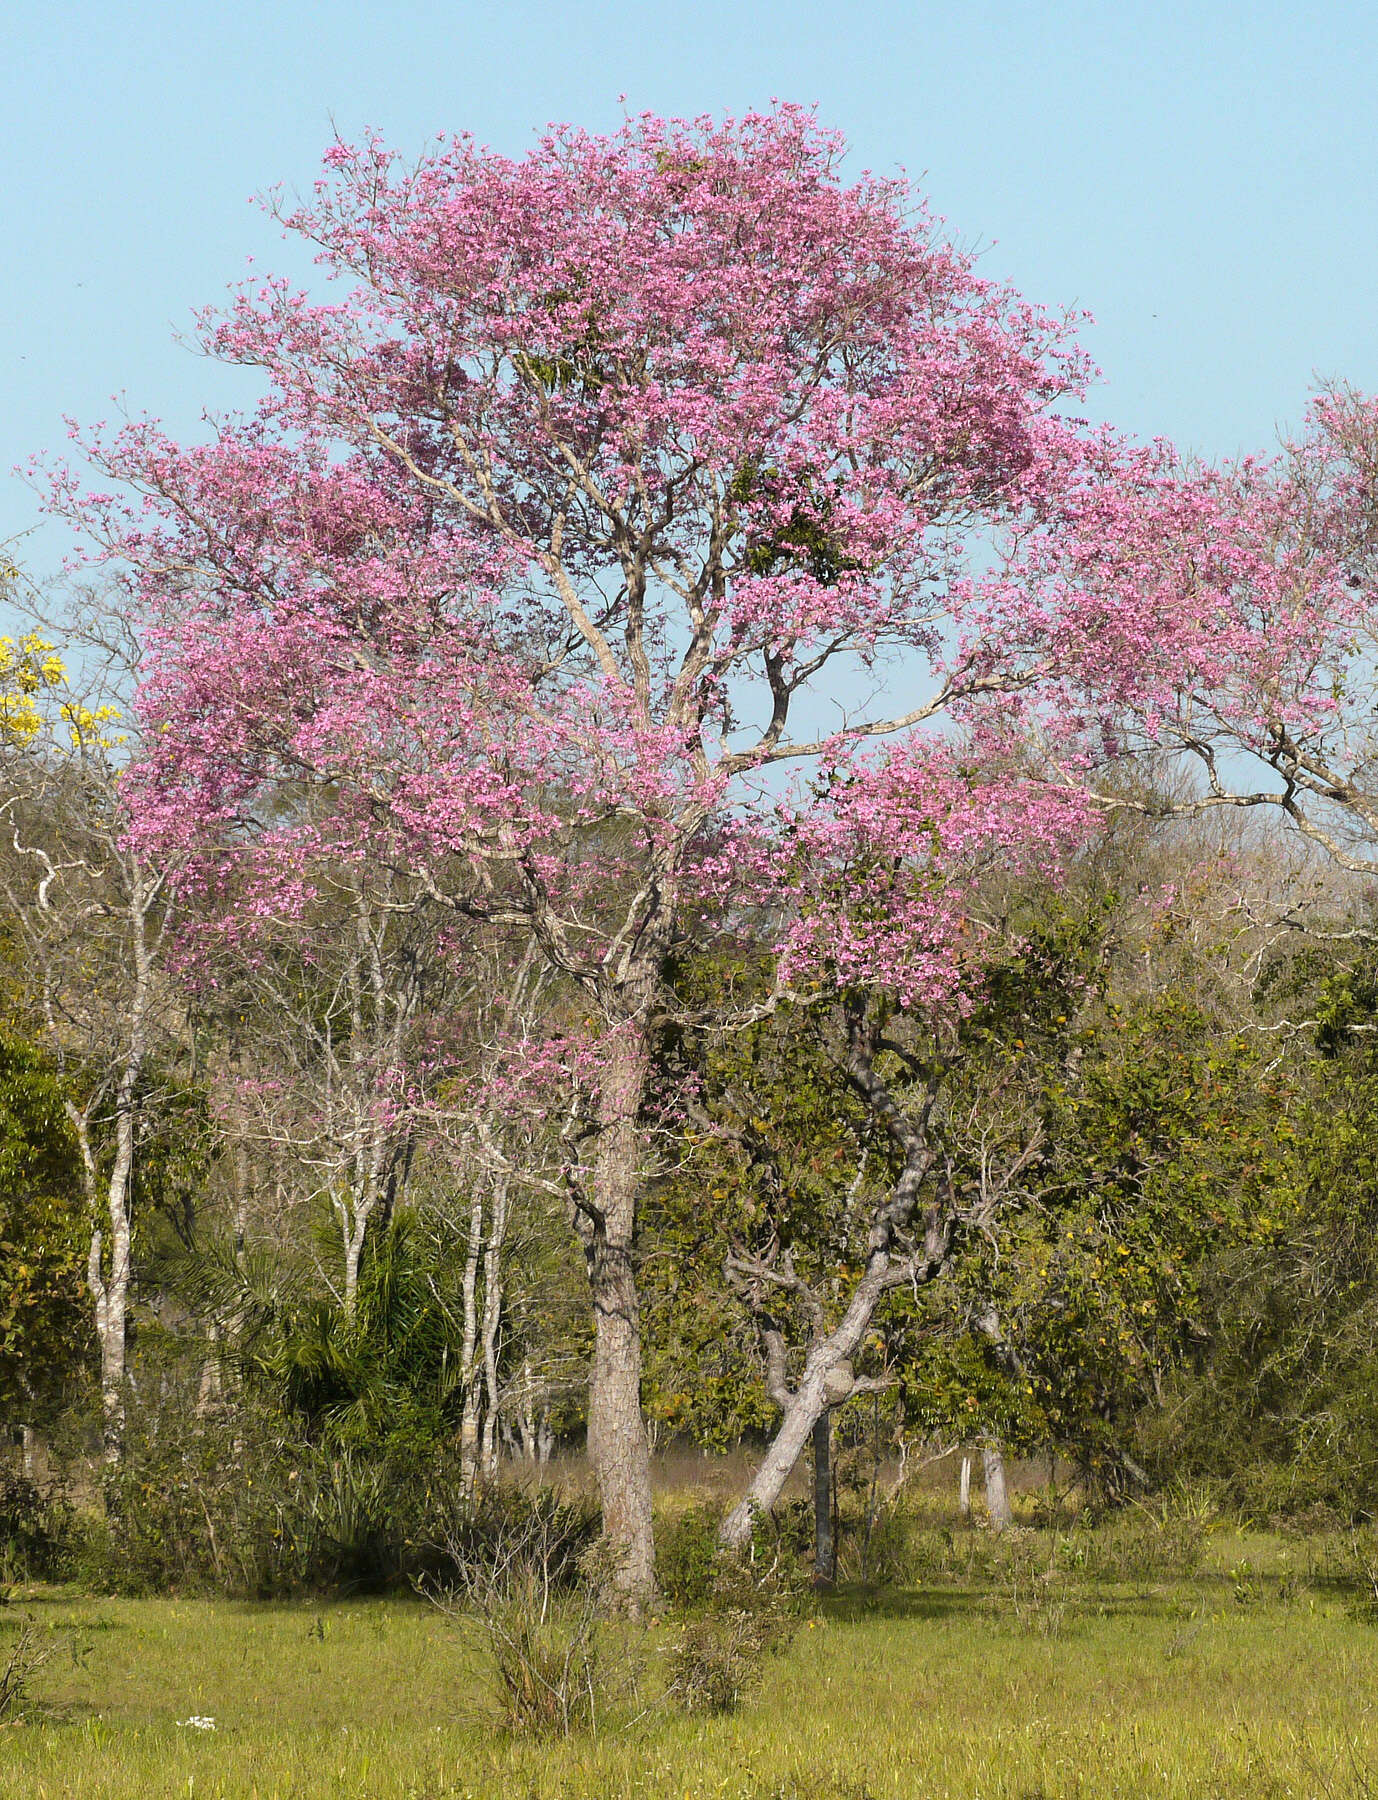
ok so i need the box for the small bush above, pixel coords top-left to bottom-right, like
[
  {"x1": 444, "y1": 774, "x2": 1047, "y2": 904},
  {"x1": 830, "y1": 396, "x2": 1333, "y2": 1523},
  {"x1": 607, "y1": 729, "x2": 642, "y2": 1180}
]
[
  {"x1": 427, "y1": 1489, "x2": 630, "y2": 1739},
  {"x1": 756, "y1": 1496, "x2": 813, "y2": 1565},
  {"x1": 0, "y1": 1616, "x2": 57, "y2": 1721},
  {"x1": 667, "y1": 1549, "x2": 803, "y2": 1717},
  {"x1": 424, "y1": 1484, "x2": 599, "y2": 1597},
  {"x1": 1341, "y1": 1526, "x2": 1378, "y2": 1623},
  {"x1": 1091, "y1": 1505, "x2": 1206, "y2": 1582}
]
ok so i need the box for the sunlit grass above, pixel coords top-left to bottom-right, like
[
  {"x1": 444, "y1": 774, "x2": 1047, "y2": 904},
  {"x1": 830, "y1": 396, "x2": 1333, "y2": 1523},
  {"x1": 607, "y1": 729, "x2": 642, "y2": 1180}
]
[{"x1": 2, "y1": 1533, "x2": 1375, "y2": 1798}]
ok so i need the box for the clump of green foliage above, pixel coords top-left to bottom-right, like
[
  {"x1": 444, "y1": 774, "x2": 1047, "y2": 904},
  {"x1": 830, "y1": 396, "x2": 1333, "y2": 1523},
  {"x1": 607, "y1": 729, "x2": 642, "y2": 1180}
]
[{"x1": 667, "y1": 1548, "x2": 803, "y2": 1715}]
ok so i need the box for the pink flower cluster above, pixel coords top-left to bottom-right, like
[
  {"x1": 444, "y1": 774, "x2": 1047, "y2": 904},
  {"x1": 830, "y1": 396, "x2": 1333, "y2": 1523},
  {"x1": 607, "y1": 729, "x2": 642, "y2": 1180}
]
[{"x1": 40, "y1": 107, "x2": 1366, "y2": 1045}]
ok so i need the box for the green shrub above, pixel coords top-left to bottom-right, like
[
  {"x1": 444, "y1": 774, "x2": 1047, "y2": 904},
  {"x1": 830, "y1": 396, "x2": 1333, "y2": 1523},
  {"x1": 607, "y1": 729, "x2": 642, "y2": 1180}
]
[
  {"x1": 667, "y1": 1548, "x2": 803, "y2": 1716},
  {"x1": 0, "y1": 1615, "x2": 58, "y2": 1721},
  {"x1": 0, "y1": 1470, "x2": 77, "y2": 1581},
  {"x1": 656, "y1": 1501, "x2": 722, "y2": 1609},
  {"x1": 1339, "y1": 1526, "x2": 1378, "y2": 1623},
  {"x1": 89, "y1": 1404, "x2": 452, "y2": 1596}
]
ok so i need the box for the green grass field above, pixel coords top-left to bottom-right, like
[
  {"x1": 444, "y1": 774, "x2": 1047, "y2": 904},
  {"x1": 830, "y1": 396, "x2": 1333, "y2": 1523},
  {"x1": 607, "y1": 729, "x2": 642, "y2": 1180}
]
[{"x1": 2, "y1": 1529, "x2": 1376, "y2": 1799}]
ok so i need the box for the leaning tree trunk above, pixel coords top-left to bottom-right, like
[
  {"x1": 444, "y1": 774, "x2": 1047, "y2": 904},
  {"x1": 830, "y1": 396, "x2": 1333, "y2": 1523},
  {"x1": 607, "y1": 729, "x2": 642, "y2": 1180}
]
[
  {"x1": 581, "y1": 1024, "x2": 656, "y2": 1613},
  {"x1": 720, "y1": 1069, "x2": 947, "y2": 1552},
  {"x1": 718, "y1": 1272, "x2": 887, "y2": 1547}
]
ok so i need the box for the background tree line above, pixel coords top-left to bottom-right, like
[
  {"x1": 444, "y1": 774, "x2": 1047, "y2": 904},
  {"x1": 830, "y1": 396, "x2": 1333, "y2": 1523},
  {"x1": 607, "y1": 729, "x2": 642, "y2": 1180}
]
[{"x1": 2, "y1": 586, "x2": 1378, "y2": 1595}]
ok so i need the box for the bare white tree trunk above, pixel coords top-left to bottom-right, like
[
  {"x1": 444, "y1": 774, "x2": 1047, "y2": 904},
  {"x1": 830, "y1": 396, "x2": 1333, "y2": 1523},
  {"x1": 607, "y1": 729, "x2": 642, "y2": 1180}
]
[
  {"x1": 959, "y1": 1453, "x2": 972, "y2": 1516},
  {"x1": 458, "y1": 1182, "x2": 486, "y2": 1493},
  {"x1": 479, "y1": 1173, "x2": 509, "y2": 1482},
  {"x1": 0, "y1": 606, "x2": 185, "y2": 1475},
  {"x1": 517, "y1": 1357, "x2": 538, "y2": 1462},
  {"x1": 72, "y1": 874, "x2": 157, "y2": 1468},
  {"x1": 718, "y1": 1276, "x2": 901, "y2": 1547}
]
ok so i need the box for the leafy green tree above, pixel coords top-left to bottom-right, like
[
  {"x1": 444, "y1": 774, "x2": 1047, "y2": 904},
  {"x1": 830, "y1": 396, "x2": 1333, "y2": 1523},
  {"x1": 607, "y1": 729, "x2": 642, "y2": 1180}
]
[
  {"x1": 924, "y1": 992, "x2": 1291, "y2": 1492},
  {"x1": 0, "y1": 1033, "x2": 93, "y2": 1429},
  {"x1": 1153, "y1": 939, "x2": 1378, "y2": 1515}
]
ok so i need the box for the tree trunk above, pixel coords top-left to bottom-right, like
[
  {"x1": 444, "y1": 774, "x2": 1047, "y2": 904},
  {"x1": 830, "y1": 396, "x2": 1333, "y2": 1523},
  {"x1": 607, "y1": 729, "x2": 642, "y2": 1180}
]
[
  {"x1": 517, "y1": 1357, "x2": 537, "y2": 1462},
  {"x1": 812, "y1": 1410, "x2": 834, "y2": 1586},
  {"x1": 341, "y1": 1202, "x2": 369, "y2": 1320},
  {"x1": 719, "y1": 1255, "x2": 899, "y2": 1548},
  {"x1": 81, "y1": 1090, "x2": 136, "y2": 1468},
  {"x1": 983, "y1": 1444, "x2": 1012, "y2": 1530},
  {"x1": 458, "y1": 1182, "x2": 486, "y2": 1495},
  {"x1": 479, "y1": 1174, "x2": 508, "y2": 1483},
  {"x1": 582, "y1": 1026, "x2": 656, "y2": 1613},
  {"x1": 721, "y1": 1011, "x2": 950, "y2": 1551},
  {"x1": 959, "y1": 1452, "x2": 972, "y2": 1516}
]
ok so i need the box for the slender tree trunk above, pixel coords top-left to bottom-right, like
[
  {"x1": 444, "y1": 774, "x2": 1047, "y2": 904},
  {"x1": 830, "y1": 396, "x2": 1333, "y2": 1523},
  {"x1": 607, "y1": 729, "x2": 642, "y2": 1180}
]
[
  {"x1": 195, "y1": 1324, "x2": 223, "y2": 1417},
  {"x1": 959, "y1": 1452, "x2": 972, "y2": 1516},
  {"x1": 517, "y1": 1357, "x2": 537, "y2": 1462},
  {"x1": 79, "y1": 1074, "x2": 137, "y2": 1467},
  {"x1": 458, "y1": 1182, "x2": 486, "y2": 1495},
  {"x1": 479, "y1": 1174, "x2": 508, "y2": 1482},
  {"x1": 582, "y1": 1024, "x2": 656, "y2": 1612},
  {"x1": 341, "y1": 1201, "x2": 369, "y2": 1320},
  {"x1": 812, "y1": 1410, "x2": 834, "y2": 1586},
  {"x1": 983, "y1": 1444, "x2": 1012, "y2": 1530}
]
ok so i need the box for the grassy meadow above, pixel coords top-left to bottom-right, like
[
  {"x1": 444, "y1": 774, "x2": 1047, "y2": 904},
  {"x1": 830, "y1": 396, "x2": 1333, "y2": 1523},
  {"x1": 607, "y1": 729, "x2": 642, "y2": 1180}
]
[{"x1": 3, "y1": 1513, "x2": 1377, "y2": 1800}]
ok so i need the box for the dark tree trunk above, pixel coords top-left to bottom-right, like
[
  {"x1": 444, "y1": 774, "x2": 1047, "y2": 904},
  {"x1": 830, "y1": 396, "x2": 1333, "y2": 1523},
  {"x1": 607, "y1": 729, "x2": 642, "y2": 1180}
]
[{"x1": 812, "y1": 1410, "x2": 834, "y2": 1586}]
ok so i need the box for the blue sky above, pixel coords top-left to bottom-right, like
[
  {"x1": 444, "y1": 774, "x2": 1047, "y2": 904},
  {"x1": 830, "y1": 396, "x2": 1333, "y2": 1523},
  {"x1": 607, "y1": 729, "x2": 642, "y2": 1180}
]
[{"x1": 5, "y1": 0, "x2": 1376, "y2": 579}]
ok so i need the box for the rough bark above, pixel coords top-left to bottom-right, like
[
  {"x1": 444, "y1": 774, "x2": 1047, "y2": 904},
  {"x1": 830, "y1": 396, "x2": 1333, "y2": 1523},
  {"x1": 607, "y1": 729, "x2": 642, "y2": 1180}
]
[
  {"x1": 983, "y1": 1444, "x2": 1012, "y2": 1529},
  {"x1": 479, "y1": 1174, "x2": 509, "y2": 1482},
  {"x1": 580, "y1": 1024, "x2": 656, "y2": 1613}
]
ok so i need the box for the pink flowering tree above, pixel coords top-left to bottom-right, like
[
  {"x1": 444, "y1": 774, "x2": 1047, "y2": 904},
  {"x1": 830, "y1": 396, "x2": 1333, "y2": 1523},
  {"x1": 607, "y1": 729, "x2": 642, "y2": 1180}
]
[
  {"x1": 1108, "y1": 387, "x2": 1378, "y2": 872},
  {"x1": 51, "y1": 108, "x2": 1255, "y2": 1603}
]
